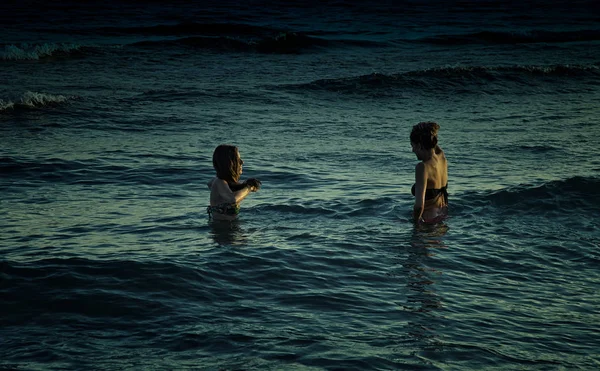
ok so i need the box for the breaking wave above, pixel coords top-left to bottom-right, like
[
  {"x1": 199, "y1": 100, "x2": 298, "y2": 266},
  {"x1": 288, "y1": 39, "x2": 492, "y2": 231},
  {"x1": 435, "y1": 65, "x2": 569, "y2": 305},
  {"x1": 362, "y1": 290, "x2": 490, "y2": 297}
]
[
  {"x1": 130, "y1": 32, "x2": 381, "y2": 54},
  {"x1": 1, "y1": 43, "x2": 85, "y2": 61},
  {"x1": 0, "y1": 92, "x2": 71, "y2": 112}
]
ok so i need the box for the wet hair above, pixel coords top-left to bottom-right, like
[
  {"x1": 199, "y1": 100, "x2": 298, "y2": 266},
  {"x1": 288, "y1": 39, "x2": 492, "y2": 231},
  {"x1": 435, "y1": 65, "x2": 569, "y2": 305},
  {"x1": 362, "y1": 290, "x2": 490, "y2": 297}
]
[
  {"x1": 212, "y1": 144, "x2": 242, "y2": 183},
  {"x1": 410, "y1": 121, "x2": 440, "y2": 150}
]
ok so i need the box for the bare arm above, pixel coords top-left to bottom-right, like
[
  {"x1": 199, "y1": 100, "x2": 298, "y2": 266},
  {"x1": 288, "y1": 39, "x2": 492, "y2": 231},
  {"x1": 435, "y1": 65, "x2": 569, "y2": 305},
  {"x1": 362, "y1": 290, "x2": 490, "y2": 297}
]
[
  {"x1": 228, "y1": 181, "x2": 246, "y2": 192},
  {"x1": 213, "y1": 178, "x2": 254, "y2": 204},
  {"x1": 228, "y1": 178, "x2": 261, "y2": 192},
  {"x1": 413, "y1": 162, "x2": 427, "y2": 223}
]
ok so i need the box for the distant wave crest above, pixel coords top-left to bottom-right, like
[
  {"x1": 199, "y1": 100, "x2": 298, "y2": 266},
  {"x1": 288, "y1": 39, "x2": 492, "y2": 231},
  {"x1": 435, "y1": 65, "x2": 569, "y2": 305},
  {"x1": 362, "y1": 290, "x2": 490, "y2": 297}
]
[
  {"x1": 106, "y1": 22, "x2": 274, "y2": 37},
  {"x1": 405, "y1": 64, "x2": 600, "y2": 77},
  {"x1": 1, "y1": 43, "x2": 83, "y2": 61},
  {"x1": 0, "y1": 91, "x2": 70, "y2": 112},
  {"x1": 287, "y1": 64, "x2": 600, "y2": 95},
  {"x1": 0, "y1": 157, "x2": 199, "y2": 186},
  {"x1": 118, "y1": 22, "x2": 383, "y2": 53},
  {"x1": 418, "y1": 29, "x2": 600, "y2": 45},
  {"x1": 130, "y1": 32, "x2": 372, "y2": 54}
]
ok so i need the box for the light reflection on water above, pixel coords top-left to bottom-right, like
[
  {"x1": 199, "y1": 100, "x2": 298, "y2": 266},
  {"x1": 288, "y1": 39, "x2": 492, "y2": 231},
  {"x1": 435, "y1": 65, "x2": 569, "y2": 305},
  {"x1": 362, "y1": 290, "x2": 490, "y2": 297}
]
[{"x1": 403, "y1": 224, "x2": 448, "y2": 347}]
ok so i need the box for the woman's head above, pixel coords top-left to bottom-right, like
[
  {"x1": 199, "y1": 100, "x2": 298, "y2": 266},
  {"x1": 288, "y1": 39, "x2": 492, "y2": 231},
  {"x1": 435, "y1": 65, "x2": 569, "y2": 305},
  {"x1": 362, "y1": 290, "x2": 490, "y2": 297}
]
[
  {"x1": 410, "y1": 121, "x2": 440, "y2": 150},
  {"x1": 212, "y1": 144, "x2": 243, "y2": 182}
]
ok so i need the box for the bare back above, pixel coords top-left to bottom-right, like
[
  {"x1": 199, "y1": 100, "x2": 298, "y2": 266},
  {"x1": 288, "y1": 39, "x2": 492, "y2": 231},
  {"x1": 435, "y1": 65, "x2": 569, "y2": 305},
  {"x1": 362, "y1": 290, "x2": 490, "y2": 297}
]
[
  {"x1": 413, "y1": 146, "x2": 448, "y2": 222},
  {"x1": 424, "y1": 146, "x2": 448, "y2": 190}
]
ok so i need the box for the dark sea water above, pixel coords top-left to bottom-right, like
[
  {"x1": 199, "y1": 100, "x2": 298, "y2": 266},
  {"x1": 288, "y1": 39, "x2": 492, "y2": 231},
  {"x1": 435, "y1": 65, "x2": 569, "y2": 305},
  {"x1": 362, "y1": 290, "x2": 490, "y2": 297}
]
[{"x1": 2, "y1": 1, "x2": 600, "y2": 369}]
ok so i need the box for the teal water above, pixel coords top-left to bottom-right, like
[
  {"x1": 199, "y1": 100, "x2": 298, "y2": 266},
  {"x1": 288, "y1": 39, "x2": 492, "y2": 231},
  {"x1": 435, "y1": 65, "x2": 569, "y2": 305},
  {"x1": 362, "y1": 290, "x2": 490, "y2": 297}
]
[{"x1": 1, "y1": 1, "x2": 600, "y2": 369}]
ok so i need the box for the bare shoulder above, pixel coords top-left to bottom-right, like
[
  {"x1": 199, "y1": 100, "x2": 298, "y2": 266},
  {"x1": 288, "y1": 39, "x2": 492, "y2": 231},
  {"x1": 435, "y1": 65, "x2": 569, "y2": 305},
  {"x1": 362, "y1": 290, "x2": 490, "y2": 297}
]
[
  {"x1": 214, "y1": 178, "x2": 229, "y2": 187},
  {"x1": 207, "y1": 177, "x2": 217, "y2": 189},
  {"x1": 415, "y1": 162, "x2": 426, "y2": 179},
  {"x1": 435, "y1": 147, "x2": 447, "y2": 164},
  {"x1": 208, "y1": 177, "x2": 228, "y2": 190}
]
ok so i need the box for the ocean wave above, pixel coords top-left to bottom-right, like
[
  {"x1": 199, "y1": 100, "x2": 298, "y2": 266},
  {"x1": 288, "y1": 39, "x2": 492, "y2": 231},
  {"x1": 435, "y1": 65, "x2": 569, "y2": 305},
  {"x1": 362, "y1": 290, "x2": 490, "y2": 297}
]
[
  {"x1": 1, "y1": 43, "x2": 84, "y2": 61},
  {"x1": 286, "y1": 64, "x2": 599, "y2": 95},
  {"x1": 132, "y1": 36, "x2": 250, "y2": 51},
  {"x1": 251, "y1": 32, "x2": 383, "y2": 53},
  {"x1": 417, "y1": 29, "x2": 600, "y2": 45},
  {"x1": 106, "y1": 22, "x2": 382, "y2": 48},
  {"x1": 257, "y1": 203, "x2": 339, "y2": 216},
  {"x1": 456, "y1": 176, "x2": 600, "y2": 215},
  {"x1": 254, "y1": 32, "x2": 330, "y2": 54},
  {"x1": 516, "y1": 145, "x2": 561, "y2": 153},
  {"x1": 0, "y1": 91, "x2": 71, "y2": 113},
  {"x1": 0, "y1": 257, "x2": 199, "y2": 322},
  {"x1": 0, "y1": 157, "x2": 118, "y2": 181},
  {"x1": 105, "y1": 22, "x2": 275, "y2": 37},
  {"x1": 0, "y1": 157, "x2": 200, "y2": 186},
  {"x1": 404, "y1": 64, "x2": 600, "y2": 77},
  {"x1": 117, "y1": 21, "x2": 384, "y2": 53},
  {"x1": 254, "y1": 196, "x2": 398, "y2": 218},
  {"x1": 130, "y1": 31, "x2": 373, "y2": 54}
]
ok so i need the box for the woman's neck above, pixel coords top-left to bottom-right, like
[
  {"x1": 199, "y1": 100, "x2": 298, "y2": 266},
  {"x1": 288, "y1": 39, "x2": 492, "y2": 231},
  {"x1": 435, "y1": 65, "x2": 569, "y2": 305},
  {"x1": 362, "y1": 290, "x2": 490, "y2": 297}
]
[{"x1": 421, "y1": 148, "x2": 434, "y2": 161}]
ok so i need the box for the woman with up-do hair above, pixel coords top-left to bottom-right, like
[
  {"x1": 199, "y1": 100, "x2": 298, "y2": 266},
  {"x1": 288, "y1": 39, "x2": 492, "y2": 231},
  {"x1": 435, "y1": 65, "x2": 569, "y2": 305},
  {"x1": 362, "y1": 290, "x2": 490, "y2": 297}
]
[
  {"x1": 207, "y1": 144, "x2": 261, "y2": 220},
  {"x1": 410, "y1": 121, "x2": 448, "y2": 224}
]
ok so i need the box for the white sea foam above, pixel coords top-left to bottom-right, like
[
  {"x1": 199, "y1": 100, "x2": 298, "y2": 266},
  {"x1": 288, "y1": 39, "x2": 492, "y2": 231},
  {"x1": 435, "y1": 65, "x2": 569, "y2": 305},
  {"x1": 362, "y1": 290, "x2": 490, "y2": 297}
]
[
  {"x1": 19, "y1": 91, "x2": 69, "y2": 107},
  {"x1": 0, "y1": 92, "x2": 69, "y2": 111},
  {"x1": 1, "y1": 43, "x2": 82, "y2": 61},
  {"x1": 0, "y1": 99, "x2": 15, "y2": 111}
]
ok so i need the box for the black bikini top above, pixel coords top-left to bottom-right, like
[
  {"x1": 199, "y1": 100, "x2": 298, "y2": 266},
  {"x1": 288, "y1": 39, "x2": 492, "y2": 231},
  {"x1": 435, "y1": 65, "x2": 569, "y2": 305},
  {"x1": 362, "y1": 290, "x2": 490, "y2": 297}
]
[{"x1": 412, "y1": 183, "x2": 448, "y2": 203}]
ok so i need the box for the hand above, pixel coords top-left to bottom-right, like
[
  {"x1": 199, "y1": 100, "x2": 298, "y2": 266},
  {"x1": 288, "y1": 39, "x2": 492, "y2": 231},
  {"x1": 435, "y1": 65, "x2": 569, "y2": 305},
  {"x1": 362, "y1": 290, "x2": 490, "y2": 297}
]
[{"x1": 245, "y1": 178, "x2": 262, "y2": 192}]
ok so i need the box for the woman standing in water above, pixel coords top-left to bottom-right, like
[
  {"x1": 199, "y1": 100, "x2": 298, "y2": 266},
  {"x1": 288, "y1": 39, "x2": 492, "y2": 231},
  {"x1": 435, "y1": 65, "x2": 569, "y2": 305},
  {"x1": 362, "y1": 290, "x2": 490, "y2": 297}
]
[
  {"x1": 207, "y1": 144, "x2": 261, "y2": 221},
  {"x1": 410, "y1": 122, "x2": 448, "y2": 224}
]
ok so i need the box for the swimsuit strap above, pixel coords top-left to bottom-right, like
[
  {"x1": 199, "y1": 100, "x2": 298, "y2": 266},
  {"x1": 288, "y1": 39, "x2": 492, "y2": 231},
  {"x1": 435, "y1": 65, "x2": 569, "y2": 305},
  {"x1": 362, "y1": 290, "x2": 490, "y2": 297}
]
[{"x1": 412, "y1": 183, "x2": 448, "y2": 203}]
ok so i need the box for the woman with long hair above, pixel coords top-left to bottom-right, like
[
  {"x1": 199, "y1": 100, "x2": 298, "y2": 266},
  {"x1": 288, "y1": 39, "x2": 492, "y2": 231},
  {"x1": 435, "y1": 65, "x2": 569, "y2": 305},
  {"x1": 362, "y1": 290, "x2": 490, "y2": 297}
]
[{"x1": 207, "y1": 144, "x2": 261, "y2": 220}]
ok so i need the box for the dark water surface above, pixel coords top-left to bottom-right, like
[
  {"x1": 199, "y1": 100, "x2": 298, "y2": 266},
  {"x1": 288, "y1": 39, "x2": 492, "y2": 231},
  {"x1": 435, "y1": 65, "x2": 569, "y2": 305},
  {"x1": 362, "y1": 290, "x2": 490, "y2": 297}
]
[{"x1": 1, "y1": 1, "x2": 599, "y2": 369}]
